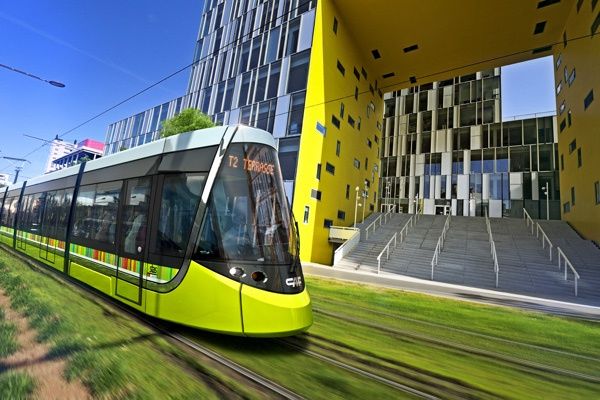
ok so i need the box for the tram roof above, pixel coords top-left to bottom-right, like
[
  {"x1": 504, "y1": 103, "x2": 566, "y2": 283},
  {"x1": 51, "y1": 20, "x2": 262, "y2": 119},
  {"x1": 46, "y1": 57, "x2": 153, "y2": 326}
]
[{"x1": 9, "y1": 125, "x2": 275, "y2": 192}]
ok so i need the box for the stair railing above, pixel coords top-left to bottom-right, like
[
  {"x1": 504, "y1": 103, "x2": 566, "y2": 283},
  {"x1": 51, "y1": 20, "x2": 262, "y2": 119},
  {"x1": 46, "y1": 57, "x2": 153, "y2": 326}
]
[
  {"x1": 523, "y1": 208, "x2": 534, "y2": 235},
  {"x1": 536, "y1": 223, "x2": 554, "y2": 261},
  {"x1": 485, "y1": 209, "x2": 499, "y2": 287},
  {"x1": 376, "y1": 232, "x2": 397, "y2": 274},
  {"x1": 399, "y1": 216, "x2": 413, "y2": 243},
  {"x1": 364, "y1": 215, "x2": 382, "y2": 240},
  {"x1": 431, "y1": 213, "x2": 451, "y2": 280},
  {"x1": 557, "y1": 247, "x2": 580, "y2": 296}
]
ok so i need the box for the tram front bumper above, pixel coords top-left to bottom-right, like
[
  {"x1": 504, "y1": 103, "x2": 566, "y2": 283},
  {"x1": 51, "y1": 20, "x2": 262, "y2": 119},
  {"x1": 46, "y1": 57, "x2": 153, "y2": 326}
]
[{"x1": 240, "y1": 284, "x2": 312, "y2": 337}]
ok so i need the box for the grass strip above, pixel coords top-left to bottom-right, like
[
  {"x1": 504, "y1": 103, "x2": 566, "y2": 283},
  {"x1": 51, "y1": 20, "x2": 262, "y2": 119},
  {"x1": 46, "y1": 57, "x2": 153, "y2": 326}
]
[
  {"x1": 0, "y1": 372, "x2": 35, "y2": 400},
  {"x1": 0, "y1": 308, "x2": 19, "y2": 357},
  {"x1": 0, "y1": 250, "x2": 249, "y2": 400}
]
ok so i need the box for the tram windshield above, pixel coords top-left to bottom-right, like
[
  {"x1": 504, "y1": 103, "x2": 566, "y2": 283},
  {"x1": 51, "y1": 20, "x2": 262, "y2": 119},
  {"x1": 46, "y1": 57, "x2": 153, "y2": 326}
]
[{"x1": 195, "y1": 143, "x2": 298, "y2": 264}]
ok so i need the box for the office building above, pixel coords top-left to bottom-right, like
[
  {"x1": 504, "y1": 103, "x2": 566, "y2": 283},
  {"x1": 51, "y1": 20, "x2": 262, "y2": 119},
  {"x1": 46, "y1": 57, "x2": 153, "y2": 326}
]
[
  {"x1": 380, "y1": 70, "x2": 560, "y2": 219},
  {"x1": 104, "y1": 0, "x2": 600, "y2": 262},
  {"x1": 52, "y1": 139, "x2": 105, "y2": 170},
  {"x1": 45, "y1": 137, "x2": 77, "y2": 173}
]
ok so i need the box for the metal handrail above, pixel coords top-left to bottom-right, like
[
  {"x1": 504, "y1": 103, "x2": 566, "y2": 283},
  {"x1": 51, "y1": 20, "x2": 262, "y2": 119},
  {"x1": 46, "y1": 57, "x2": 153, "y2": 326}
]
[
  {"x1": 376, "y1": 232, "x2": 397, "y2": 274},
  {"x1": 536, "y1": 223, "x2": 554, "y2": 261},
  {"x1": 431, "y1": 213, "x2": 451, "y2": 280},
  {"x1": 485, "y1": 209, "x2": 499, "y2": 287},
  {"x1": 365, "y1": 215, "x2": 382, "y2": 240},
  {"x1": 399, "y1": 216, "x2": 413, "y2": 243},
  {"x1": 557, "y1": 247, "x2": 581, "y2": 296},
  {"x1": 332, "y1": 228, "x2": 360, "y2": 265},
  {"x1": 523, "y1": 208, "x2": 534, "y2": 235}
]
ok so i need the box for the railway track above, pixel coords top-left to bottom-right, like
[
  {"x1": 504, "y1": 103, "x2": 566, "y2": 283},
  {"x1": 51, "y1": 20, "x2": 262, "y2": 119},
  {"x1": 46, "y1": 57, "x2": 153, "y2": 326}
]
[
  {"x1": 5, "y1": 247, "x2": 303, "y2": 400},
  {"x1": 311, "y1": 302, "x2": 600, "y2": 384},
  {"x1": 312, "y1": 295, "x2": 600, "y2": 363}
]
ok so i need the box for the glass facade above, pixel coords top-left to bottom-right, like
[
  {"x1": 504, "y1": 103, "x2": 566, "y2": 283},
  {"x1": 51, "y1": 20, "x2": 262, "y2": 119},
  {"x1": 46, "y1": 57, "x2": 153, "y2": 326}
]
[
  {"x1": 104, "y1": 0, "x2": 317, "y2": 196},
  {"x1": 380, "y1": 70, "x2": 560, "y2": 219}
]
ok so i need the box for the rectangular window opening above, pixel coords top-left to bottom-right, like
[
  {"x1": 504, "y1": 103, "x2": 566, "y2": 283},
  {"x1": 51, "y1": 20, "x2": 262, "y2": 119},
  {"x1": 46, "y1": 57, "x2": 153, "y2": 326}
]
[
  {"x1": 337, "y1": 60, "x2": 345, "y2": 76},
  {"x1": 303, "y1": 206, "x2": 309, "y2": 224},
  {"x1": 584, "y1": 89, "x2": 594, "y2": 109}
]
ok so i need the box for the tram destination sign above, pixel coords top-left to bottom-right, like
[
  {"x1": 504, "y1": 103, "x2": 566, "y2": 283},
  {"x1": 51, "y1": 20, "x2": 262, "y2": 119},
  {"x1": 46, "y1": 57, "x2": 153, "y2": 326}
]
[{"x1": 228, "y1": 155, "x2": 274, "y2": 175}]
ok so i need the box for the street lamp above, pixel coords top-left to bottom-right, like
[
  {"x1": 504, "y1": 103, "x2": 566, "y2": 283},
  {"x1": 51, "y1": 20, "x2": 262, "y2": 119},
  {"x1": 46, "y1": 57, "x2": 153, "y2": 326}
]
[
  {"x1": 0, "y1": 62, "x2": 65, "y2": 88},
  {"x1": 354, "y1": 186, "x2": 360, "y2": 228},
  {"x1": 542, "y1": 182, "x2": 549, "y2": 220},
  {"x1": 362, "y1": 189, "x2": 367, "y2": 223}
]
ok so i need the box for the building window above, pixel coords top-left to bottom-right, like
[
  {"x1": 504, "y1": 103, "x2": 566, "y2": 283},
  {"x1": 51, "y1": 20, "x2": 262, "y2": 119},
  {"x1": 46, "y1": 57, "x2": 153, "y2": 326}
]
[
  {"x1": 347, "y1": 115, "x2": 355, "y2": 128},
  {"x1": 560, "y1": 119, "x2": 567, "y2": 132},
  {"x1": 577, "y1": 0, "x2": 584, "y2": 12},
  {"x1": 287, "y1": 50, "x2": 310, "y2": 93},
  {"x1": 337, "y1": 210, "x2": 346, "y2": 220},
  {"x1": 563, "y1": 31, "x2": 567, "y2": 48},
  {"x1": 316, "y1": 163, "x2": 321, "y2": 179},
  {"x1": 367, "y1": 138, "x2": 372, "y2": 148},
  {"x1": 365, "y1": 157, "x2": 368, "y2": 170},
  {"x1": 340, "y1": 102, "x2": 345, "y2": 118},
  {"x1": 333, "y1": 17, "x2": 338, "y2": 34},
  {"x1": 357, "y1": 117, "x2": 361, "y2": 130},
  {"x1": 563, "y1": 202, "x2": 571, "y2": 213},
  {"x1": 571, "y1": 187, "x2": 576, "y2": 206},
  {"x1": 561, "y1": 154, "x2": 564, "y2": 171},
  {"x1": 567, "y1": 110, "x2": 572, "y2": 126},
  {"x1": 556, "y1": 81, "x2": 562, "y2": 95},
  {"x1": 559, "y1": 100, "x2": 565, "y2": 114},
  {"x1": 331, "y1": 115, "x2": 340, "y2": 129},
  {"x1": 311, "y1": 189, "x2": 322, "y2": 200},
  {"x1": 336, "y1": 140, "x2": 341, "y2": 156},
  {"x1": 592, "y1": 10, "x2": 600, "y2": 35},
  {"x1": 367, "y1": 101, "x2": 375, "y2": 118},
  {"x1": 595, "y1": 181, "x2": 600, "y2": 205},
  {"x1": 303, "y1": 206, "x2": 309, "y2": 224},
  {"x1": 354, "y1": 158, "x2": 360, "y2": 169},
  {"x1": 353, "y1": 67, "x2": 360, "y2": 80},
  {"x1": 584, "y1": 90, "x2": 594, "y2": 110},
  {"x1": 354, "y1": 87, "x2": 359, "y2": 101},
  {"x1": 323, "y1": 219, "x2": 333, "y2": 228},
  {"x1": 567, "y1": 68, "x2": 576, "y2": 86},
  {"x1": 569, "y1": 139, "x2": 577, "y2": 153},
  {"x1": 361, "y1": 67, "x2": 368, "y2": 80},
  {"x1": 325, "y1": 162, "x2": 335, "y2": 175},
  {"x1": 555, "y1": 53, "x2": 562, "y2": 70},
  {"x1": 337, "y1": 60, "x2": 345, "y2": 76},
  {"x1": 346, "y1": 184, "x2": 350, "y2": 199},
  {"x1": 577, "y1": 148, "x2": 582, "y2": 167}
]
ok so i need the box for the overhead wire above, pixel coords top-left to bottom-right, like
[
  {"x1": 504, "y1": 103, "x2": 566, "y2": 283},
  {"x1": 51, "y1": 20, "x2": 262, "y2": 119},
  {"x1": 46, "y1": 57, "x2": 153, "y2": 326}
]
[{"x1": 3, "y1": 0, "x2": 596, "y2": 179}]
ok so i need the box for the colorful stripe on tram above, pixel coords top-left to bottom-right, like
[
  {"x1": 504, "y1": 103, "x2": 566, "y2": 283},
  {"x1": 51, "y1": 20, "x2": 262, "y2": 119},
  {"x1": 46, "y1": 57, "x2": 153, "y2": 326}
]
[
  {"x1": 69, "y1": 243, "x2": 177, "y2": 283},
  {"x1": 17, "y1": 231, "x2": 66, "y2": 251}
]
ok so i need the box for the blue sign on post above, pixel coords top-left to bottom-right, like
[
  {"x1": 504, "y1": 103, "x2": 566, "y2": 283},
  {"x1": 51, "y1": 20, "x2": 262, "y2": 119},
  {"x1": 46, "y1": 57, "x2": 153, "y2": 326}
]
[{"x1": 316, "y1": 121, "x2": 327, "y2": 136}]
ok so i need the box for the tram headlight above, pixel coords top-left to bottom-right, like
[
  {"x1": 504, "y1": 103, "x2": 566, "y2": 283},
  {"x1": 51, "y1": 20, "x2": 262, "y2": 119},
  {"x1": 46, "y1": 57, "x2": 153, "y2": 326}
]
[
  {"x1": 251, "y1": 271, "x2": 267, "y2": 283},
  {"x1": 229, "y1": 267, "x2": 246, "y2": 278}
]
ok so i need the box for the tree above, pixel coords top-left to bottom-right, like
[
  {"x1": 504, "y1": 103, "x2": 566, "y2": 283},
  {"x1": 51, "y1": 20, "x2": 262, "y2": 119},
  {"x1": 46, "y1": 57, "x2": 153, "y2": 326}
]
[{"x1": 160, "y1": 108, "x2": 215, "y2": 138}]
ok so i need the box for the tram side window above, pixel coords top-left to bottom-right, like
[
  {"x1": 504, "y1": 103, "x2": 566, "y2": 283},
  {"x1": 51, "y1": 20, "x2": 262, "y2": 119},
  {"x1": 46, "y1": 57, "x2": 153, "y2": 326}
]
[
  {"x1": 153, "y1": 173, "x2": 205, "y2": 257},
  {"x1": 56, "y1": 189, "x2": 73, "y2": 240},
  {"x1": 73, "y1": 181, "x2": 122, "y2": 245},
  {"x1": 2, "y1": 197, "x2": 18, "y2": 227},
  {"x1": 120, "y1": 177, "x2": 151, "y2": 257},
  {"x1": 41, "y1": 190, "x2": 65, "y2": 240},
  {"x1": 25, "y1": 193, "x2": 46, "y2": 234},
  {"x1": 17, "y1": 195, "x2": 31, "y2": 231}
]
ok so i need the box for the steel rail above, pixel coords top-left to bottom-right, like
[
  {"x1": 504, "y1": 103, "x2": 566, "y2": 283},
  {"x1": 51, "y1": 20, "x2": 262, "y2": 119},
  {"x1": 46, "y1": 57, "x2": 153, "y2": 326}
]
[{"x1": 1, "y1": 245, "x2": 303, "y2": 400}]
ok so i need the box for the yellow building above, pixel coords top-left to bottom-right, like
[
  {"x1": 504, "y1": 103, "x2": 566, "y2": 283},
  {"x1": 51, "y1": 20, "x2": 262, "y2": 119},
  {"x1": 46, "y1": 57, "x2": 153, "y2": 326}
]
[
  {"x1": 107, "y1": 0, "x2": 599, "y2": 264},
  {"x1": 294, "y1": 0, "x2": 599, "y2": 263}
]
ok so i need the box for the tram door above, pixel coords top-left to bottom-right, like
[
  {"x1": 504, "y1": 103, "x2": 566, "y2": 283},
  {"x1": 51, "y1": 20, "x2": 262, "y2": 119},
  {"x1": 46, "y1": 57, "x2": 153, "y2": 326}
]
[
  {"x1": 39, "y1": 191, "x2": 57, "y2": 264},
  {"x1": 115, "y1": 178, "x2": 151, "y2": 305}
]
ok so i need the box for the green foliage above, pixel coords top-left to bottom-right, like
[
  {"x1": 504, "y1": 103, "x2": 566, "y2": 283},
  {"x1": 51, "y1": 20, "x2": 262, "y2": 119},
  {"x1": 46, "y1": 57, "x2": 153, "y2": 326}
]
[
  {"x1": 0, "y1": 372, "x2": 35, "y2": 400},
  {"x1": 0, "y1": 308, "x2": 19, "y2": 357},
  {"x1": 160, "y1": 108, "x2": 215, "y2": 138}
]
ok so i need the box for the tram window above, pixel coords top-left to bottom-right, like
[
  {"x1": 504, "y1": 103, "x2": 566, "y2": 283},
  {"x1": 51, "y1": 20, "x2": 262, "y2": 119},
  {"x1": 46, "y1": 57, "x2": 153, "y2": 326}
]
[
  {"x1": 154, "y1": 173, "x2": 205, "y2": 257},
  {"x1": 41, "y1": 190, "x2": 60, "y2": 238},
  {"x1": 56, "y1": 189, "x2": 73, "y2": 241},
  {"x1": 73, "y1": 181, "x2": 122, "y2": 245},
  {"x1": 121, "y1": 177, "x2": 152, "y2": 257},
  {"x1": 25, "y1": 193, "x2": 46, "y2": 233},
  {"x1": 3, "y1": 197, "x2": 18, "y2": 227},
  {"x1": 17, "y1": 195, "x2": 31, "y2": 231}
]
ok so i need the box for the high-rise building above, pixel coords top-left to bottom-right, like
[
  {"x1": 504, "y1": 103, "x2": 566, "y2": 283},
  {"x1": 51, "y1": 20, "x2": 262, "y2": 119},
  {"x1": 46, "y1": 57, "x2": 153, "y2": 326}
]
[
  {"x1": 45, "y1": 137, "x2": 77, "y2": 173},
  {"x1": 104, "y1": 0, "x2": 600, "y2": 261},
  {"x1": 381, "y1": 69, "x2": 559, "y2": 219},
  {"x1": 51, "y1": 139, "x2": 105, "y2": 170}
]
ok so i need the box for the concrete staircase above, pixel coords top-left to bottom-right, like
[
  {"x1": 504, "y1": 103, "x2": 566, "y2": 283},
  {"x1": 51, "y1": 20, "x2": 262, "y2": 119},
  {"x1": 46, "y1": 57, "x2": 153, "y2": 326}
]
[{"x1": 335, "y1": 214, "x2": 600, "y2": 304}]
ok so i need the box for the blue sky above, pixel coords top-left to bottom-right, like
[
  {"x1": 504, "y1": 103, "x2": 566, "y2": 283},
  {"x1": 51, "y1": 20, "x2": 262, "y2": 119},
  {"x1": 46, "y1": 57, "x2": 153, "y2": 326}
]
[
  {"x1": 0, "y1": 1, "x2": 203, "y2": 180},
  {"x1": 0, "y1": 1, "x2": 556, "y2": 182}
]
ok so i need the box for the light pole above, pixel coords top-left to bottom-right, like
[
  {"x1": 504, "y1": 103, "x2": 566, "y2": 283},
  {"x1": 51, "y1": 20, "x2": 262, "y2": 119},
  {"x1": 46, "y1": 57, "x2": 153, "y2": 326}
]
[
  {"x1": 0, "y1": 156, "x2": 30, "y2": 183},
  {"x1": 362, "y1": 189, "x2": 367, "y2": 223},
  {"x1": 542, "y1": 182, "x2": 549, "y2": 220},
  {"x1": 386, "y1": 183, "x2": 391, "y2": 212},
  {"x1": 353, "y1": 186, "x2": 360, "y2": 228},
  {"x1": 0, "y1": 62, "x2": 65, "y2": 88}
]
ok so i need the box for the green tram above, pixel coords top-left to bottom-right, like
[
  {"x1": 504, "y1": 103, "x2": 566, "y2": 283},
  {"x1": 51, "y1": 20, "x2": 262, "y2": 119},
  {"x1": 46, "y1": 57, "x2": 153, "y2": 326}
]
[{"x1": 0, "y1": 126, "x2": 312, "y2": 336}]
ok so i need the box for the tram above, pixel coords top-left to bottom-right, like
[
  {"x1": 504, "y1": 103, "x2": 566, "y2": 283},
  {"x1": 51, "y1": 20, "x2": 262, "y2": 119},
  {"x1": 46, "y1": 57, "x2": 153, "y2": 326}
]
[{"x1": 0, "y1": 125, "x2": 312, "y2": 336}]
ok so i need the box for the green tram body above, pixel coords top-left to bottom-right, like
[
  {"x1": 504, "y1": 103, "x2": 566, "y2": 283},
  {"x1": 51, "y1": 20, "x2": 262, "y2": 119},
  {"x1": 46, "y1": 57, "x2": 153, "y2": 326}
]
[{"x1": 0, "y1": 126, "x2": 312, "y2": 336}]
